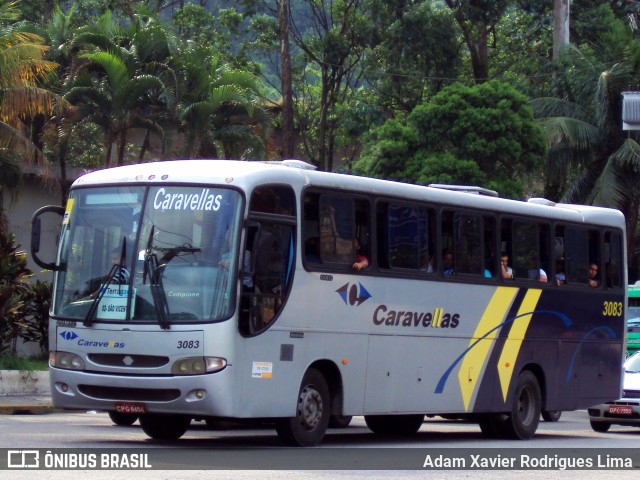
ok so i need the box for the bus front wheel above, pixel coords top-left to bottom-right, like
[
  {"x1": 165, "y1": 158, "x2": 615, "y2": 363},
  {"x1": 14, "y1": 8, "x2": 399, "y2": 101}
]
[
  {"x1": 275, "y1": 368, "x2": 330, "y2": 446},
  {"x1": 139, "y1": 413, "x2": 191, "y2": 440}
]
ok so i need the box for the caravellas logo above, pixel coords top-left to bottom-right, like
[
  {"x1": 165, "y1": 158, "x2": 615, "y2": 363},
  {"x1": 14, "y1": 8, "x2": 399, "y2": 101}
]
[
  {"x1": 336, "y1": 282, "x2": 371, "y2": 306},
  {"x1": 59, "y1": 331, "x2": 78, "y2": 340}
]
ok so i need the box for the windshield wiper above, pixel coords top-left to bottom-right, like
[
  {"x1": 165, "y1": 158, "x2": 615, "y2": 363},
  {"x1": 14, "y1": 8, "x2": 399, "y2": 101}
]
[
  {"x1": 157, "y1": 244, "x2": 201, "y2": 264},
  {"x1": 142, "y1": 226, "x2": 170, "y2": 330},
  {"x1": 84, "y1": 238, "x2": 127, "y2": 327}
]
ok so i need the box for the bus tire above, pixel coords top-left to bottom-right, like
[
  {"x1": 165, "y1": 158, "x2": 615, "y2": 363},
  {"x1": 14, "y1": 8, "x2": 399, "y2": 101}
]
[
  {"x1": 478, "y1": 414, "x2": 509, "y2": 438},
  {"x1": 108, "y1": 411, "x2": 138, "y2": 426},
  {"x1": 275, "y1": 368, "x2": 330, "y2": 446},
  {"x1": 329, "y1": 415, "x2": 353, "y2": 428},
  {"x1": 364, "y1": 414, "x2": 424, "y2": 436},
  {"x1": 139, "y1": 413, "x2": 191, "y2": 440},
  {"x1": 541, "y1": 410, "x2": 562, "y2": 422},
  {"x1": 501, "y1": 370, "x2": 541, "y2": 439}
]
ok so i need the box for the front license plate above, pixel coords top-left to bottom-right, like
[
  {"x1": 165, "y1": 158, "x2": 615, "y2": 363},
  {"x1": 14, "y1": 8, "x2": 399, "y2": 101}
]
[
  {"x1": 115, "y1": 402, "x2": 146, "y2": 414},
  {"x1": 608, "y1": 405, "x2": 633, "y2": 415}
]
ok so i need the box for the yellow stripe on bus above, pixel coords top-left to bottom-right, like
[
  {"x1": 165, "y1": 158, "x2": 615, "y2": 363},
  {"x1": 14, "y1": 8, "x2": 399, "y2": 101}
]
[
  {"x1": 497, "y1": 288, "x2": 543, "y2": 402},
  {"x1": 458, "y1": 287, "x2": 518, "y2": 411}
]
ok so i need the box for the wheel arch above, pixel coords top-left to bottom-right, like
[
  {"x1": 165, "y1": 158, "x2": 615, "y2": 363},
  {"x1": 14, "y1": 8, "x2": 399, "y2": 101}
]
[
  {"x1": 519, "y1": 362, "x2": 546, "y2": 404},
  {"x1": 308, "y1": 359, "x2": 344, "y2": 417}
]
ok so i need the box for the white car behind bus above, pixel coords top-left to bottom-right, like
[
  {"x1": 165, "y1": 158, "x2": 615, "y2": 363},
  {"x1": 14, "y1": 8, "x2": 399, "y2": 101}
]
[{"x1": 588, "y1": 351, "x2": 640, "y2": 432}]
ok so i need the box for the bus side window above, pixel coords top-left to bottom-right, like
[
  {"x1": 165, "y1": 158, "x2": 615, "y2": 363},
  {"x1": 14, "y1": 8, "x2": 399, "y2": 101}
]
[
  {"x1": 604, "y1": 231, "x2": 623, "y2": 289},
  {"x1": 306, "y1": 192, "x2": 370, "y2": 270},
  {"x1": 386, "y1": 204, "x2": 433, "y2": 272},
  {"x1": 512, "y1": 220, "x2": 542, "y2": 281},
  {"x1": 452, "y1": 212, "x2": 483, "y2": 276}
]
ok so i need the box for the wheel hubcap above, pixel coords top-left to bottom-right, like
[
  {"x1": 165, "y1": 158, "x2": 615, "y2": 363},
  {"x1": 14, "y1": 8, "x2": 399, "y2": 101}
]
[
  {"x1": 297, "y1": 385, "x2": 323, "y2": 430},
  {"x1": 517, "y1": 387, "x2": 534, "y2": 424}
]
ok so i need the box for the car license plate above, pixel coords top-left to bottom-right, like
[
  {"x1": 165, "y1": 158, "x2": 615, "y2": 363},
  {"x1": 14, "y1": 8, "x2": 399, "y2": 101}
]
[
  {"x1": 608, "y1": 405, "x2": 633, "y2": 415},
  {"x1": 115, "y1": 402, "x2": 146, "y2": 414}
]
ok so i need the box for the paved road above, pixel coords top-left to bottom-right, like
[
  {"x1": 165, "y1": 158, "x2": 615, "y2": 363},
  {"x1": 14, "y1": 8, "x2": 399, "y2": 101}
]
[{"x1": 1, "y1": 410, "x2": 639, "y2": 479}]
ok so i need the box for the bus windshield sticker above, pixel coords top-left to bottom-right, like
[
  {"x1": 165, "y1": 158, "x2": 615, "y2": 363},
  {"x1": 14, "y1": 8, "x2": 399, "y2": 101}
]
[
  {"x1": 96, "y1": 285, "x2": 136, "y2": 320},
  {"x1": 62, "y1": 198, "x2": 74, "y2": 225},
  {"x1": 251, "y1": 362, "x2": 273, "y2": 379}
]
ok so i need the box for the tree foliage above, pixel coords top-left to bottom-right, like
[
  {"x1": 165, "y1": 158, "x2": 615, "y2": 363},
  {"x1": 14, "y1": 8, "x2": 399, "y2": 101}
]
[
  {"x1": 356, "y1": 80, "x2": 546, "y2": 199},
  {"x1": 0, "y1": 0, "x2": 62, "y2": 226},
  {"x1": 531, "y1": 7, "x2": 640, "y2": 271},
  {"x1": 0, "y1": 232, "x2": 32, "y2": 355},
  {"x1": 364, "y1": 0, "x2": 461, "y2": 115}
]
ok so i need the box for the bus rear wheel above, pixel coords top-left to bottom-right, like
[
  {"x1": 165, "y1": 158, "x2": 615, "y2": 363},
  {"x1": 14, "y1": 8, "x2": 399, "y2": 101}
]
[
  {"x1": 501, "y1": 370, "x2": 541, "y2": 439},
  {"x1": 364, "y1": 414, "x2": 424, "y2": 436},
  {"x1": 139, "y1": 413, "x2": 191, "y2": 440},
  {"x1": 275, "y1": 368, "x2": 330, "y2": 446}
]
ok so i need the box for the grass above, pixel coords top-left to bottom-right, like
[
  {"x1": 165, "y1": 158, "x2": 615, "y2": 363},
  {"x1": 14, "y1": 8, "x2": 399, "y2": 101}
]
[{"x1": 0, "y1": 354, "x2": 48, "y2": 371}]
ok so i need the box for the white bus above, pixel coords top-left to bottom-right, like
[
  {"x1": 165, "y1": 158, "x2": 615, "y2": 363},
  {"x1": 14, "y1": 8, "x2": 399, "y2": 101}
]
[{"x1": 31, "y1": 159, "x2": 627, "y2": 446}]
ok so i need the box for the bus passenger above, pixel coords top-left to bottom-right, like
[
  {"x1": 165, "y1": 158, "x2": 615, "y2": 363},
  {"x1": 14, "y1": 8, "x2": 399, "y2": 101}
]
[
  {"x1": 555, "y1": 257, "x2": 566, "y2": 285},
  {"x1": 421, "y1": 251, "x2": 434, "y2": 273},
  {"x1": 442, "y1": 249, "x2": 454, "y2": 275},
  {"x1": 538, "y1": 268, "x2": 548, "y2": 283},
  {"x1": 588, "y1": 263, "x2": 600, "y2": 288},
  {"x1": 352, "y1": 238, "x2": 369, "y2": 271},
  {"x1": 500, "y1": 252, "x2": 513, "y2": 279},
  {"x1": 305, "y1": 237, "x2": 321, "y2": 263}
]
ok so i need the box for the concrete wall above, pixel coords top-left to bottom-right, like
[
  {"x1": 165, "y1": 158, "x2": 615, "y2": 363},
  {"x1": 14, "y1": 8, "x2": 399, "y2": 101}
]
[
  {"x1": 0, "y1": 370, "x2": 50, "y2": 395},
  {"x1": 4, "y1": 174, "x2": 64, "y2": 284}
]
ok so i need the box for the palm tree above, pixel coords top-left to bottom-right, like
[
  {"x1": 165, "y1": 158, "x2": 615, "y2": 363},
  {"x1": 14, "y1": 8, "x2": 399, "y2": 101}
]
[
  {"x1": 532, "y1": 16, "x2": 640, "y2": 272},
  {"x1": 65, "y1": 52, "x2": 167, "y2": 167},
  {"x1": 63, "y1": 13, "x2": 170, "y2": 167},
  {"x1": 176, "y1": 46, "x2": 270, "y2": 159},
  {"x1": 0, "y1": 0, "x2": 60, "y2": 231}
]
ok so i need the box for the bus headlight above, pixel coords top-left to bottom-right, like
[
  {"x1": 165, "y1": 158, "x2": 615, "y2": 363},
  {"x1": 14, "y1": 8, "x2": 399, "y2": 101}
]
[
  {"x1": 171, "y1": 357, "x2": 227, "y2": 375},
  {"x1": 50, "y1": 351, "x2": 86, "y2": 371}
]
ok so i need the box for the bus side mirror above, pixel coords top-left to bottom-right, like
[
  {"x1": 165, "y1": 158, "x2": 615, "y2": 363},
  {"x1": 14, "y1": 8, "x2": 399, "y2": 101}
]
[
  {"x1": 31, "y1": 205, "x2": 65, "y2": 271},
  {"x1": 31, "y1": 217, "x2": 41, "y2": 253}
]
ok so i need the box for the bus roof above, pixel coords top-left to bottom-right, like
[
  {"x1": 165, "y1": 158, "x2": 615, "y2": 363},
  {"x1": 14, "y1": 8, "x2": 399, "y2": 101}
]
[{"x1": 71, "y1": 159, "x2": 626, "y2": 229}]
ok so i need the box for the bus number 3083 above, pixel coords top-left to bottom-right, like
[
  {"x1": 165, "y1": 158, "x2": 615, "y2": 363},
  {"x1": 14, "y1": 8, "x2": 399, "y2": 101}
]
[
  {"x1": 177, "y1": 340, "x2": 200, "y2": 349},
  {"x1": 603, "y1": 301, "x2": 623, "y2": 317}
]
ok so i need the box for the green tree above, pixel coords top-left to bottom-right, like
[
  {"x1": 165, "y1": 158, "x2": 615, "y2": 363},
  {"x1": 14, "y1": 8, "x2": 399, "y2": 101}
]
[
  {"x1": 20, "y1": 279, "x2": 50, "y2": 355},
  {"x1": 0, "y1": 232, "x2": 32, "y2": 355},
  {"x1": 443, "y1": 0, "x2": 511, "y2": 83},
  {"x1": 356, "y1": 80, "x2": 546, "y2": 199},
  {"x1": 0, "y1": 0, "x2": 60, "y2": 230},
  {"x1": 172, "y1": 3, "x2": 257, "y2": 71},
  {"x1": 364, "y1": 0, "x2": 461, "y2": 115},
  {"x1": 64, "y1": 13, "x2": 170, "y2": 167},
  {"x1": 490, "y1": 6, "x2": 554, "y2": 98},
  {"x1": 289, "y1": 0, "x2": 372, "y2": 171},
  {"x1": 176, "y1": 45, "x2": 269, "y2": 159},
  {"x1": 531, "y1": 8, "x2": 640, "y2": 271}
]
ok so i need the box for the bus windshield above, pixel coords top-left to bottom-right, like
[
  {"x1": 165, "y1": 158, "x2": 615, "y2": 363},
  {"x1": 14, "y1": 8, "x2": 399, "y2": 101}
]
[{"x1": 53, "y1": 185, "x2": 243, "y2": 325}]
